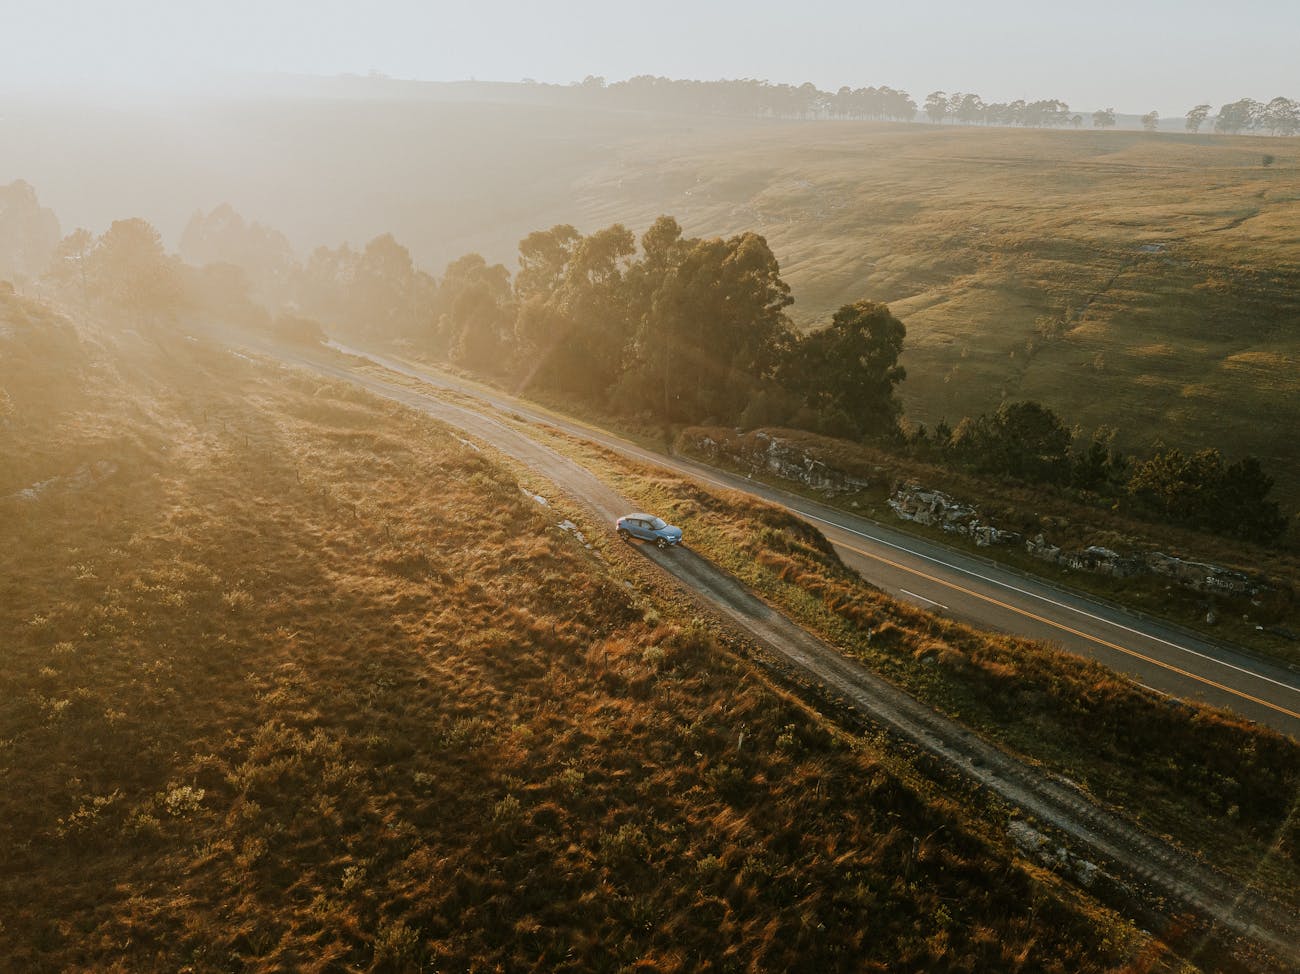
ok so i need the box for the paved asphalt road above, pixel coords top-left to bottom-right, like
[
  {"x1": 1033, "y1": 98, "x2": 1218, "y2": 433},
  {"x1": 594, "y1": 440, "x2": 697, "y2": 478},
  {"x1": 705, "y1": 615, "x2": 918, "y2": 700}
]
[{"x1": 239, "y1": 333, "x2": 1300, "y2": 738}]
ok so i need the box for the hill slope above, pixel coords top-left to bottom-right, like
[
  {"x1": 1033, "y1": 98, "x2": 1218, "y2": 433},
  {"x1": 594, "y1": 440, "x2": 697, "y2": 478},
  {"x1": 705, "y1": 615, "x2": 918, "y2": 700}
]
[
  {"x1": 0, "y1": 297, "x2": 1162, "y2": 970},
  {"x1": 571, "y1": 123, "x2": 1300, "y2": 503}
]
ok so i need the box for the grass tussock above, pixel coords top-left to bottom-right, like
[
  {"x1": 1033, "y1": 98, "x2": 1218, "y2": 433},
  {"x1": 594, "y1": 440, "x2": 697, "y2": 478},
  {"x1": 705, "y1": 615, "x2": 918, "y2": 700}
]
[{"x1": 0, "y1": 303, "x2": 1163, "y2": 971}]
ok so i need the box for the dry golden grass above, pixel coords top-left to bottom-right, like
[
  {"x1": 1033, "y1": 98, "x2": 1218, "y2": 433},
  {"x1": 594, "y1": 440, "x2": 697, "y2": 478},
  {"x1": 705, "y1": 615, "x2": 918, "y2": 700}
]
[{"x1": 1, "y1": 297, "x2": 1164, "y2": 970}]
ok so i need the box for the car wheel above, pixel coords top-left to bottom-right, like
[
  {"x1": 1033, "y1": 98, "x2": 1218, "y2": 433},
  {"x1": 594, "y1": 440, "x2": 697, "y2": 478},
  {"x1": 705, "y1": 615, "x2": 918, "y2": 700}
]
[
  {"x1": 656, "y1": 537, "x2": 668, "y2": 549},
  {"x1": 618, "y1": 528, "x2": 630, "y2": 541}
]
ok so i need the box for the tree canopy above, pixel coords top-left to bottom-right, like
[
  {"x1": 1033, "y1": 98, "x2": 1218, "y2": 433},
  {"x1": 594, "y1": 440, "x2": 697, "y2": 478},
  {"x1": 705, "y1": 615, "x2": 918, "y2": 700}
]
[
  {"x1": 0, "y1": 180, "x2": 61, "y2": 282},
  {"x1": 85, "y1": 218, "x2": 184, "y2": 319},
  {"x1": 783, "y1": 301, "x2": 906, "y2": 438},
  {"x1": 1127, "y1": 448, "x2": 1286, "y2": 543}
]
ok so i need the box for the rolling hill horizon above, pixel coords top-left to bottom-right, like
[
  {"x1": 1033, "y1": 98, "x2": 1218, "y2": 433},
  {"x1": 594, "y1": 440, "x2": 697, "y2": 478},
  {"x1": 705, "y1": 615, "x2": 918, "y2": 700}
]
[{"x1": 5, "y1": 79, "x2": 1298, "y2": 504}]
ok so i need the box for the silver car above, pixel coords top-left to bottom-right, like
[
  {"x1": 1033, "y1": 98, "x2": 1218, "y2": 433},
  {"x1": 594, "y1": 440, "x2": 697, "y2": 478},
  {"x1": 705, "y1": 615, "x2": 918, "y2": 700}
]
[{"x1": 616, "y1": 513, "x2": 684, "y2": 548}]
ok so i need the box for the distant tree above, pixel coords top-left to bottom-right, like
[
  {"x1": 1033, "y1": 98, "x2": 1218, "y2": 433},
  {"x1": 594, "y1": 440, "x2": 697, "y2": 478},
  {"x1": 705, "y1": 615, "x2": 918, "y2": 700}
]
[
  {"x1": 1026, "y1": 99, "x2": 1071, "y2": 127},
  {"x1": 1214, "y1": 98, "x2": 1260, "y2": 134},
  {"x1": 1070, "y1": 114, "x2": 1084, "y2": 129},
  {"x1": 1217, "y1": 455, "x2": 1288, "y2": 542},
  {"x1": 832, "y1": 85, "x2": 853, "y2": 119},
  {"x1": 514, "y1": 224, "x2": 582, "y2": 302},
  {"x1": 628, "y1": 229, "x2": 793, "y2": 422},
  {"x1": 795, "y1": 81, "x2": 825, "y2": 119},
  {"x1": 953, "y1": 93, "x2": 986, "y2": 125},
  {"x1": 552, "y1": 224, "x2": 638, "y2": 395},
  {"x1": 1260, "y1": 96, "x2": 1300, "y2": 136},
  {"x1": 950, "y1": 401, "x2": 1072, "y2": 482},
  {"x1": 1127, "y1": 447, "x2": 1217, "y2": 521},
  {"x1": 183, "y1": 261, "x2": 267, "y2": 329},
  {"x1": 0, "y1": 180, "x2": 61, "y2": 282},
  {"x1": 517, "y1": 224, "x2": 638, "y2": 400},
  {"x1": 623, "y1": 215, "x2": 685, "y2": 317},
  {"x1": 924, "y1": 91, "x2": 948, "y2": 124},
  {"x1": 357, "y1": 234, "x2": 436, "y2": 338},
  {"x1": 45, "y1": 227, "x2": 94, "y2": 299},
  {"x1": 884, "y1": 86, "x2": 918, "y2": 121},
  {"x1": 299, "y1": 242, "x2": 359, "y2": 324},
  {"x1": 1185, "y1": 104, "x2": 1212, "y2": 133},
  {"x1": 1140, "y1": 111, "x2": 1160, "y2": 133},
  {"x1": 1070, "y1": 427, "x2": 1127, "y2": 491},
  {"x1": 984, "y1": 102, "x2": 1010, "y2": 126},
  {"x1": 436, "y1": 253, "x2": 514, "y2": 371},
  {"x1": 782, "y1": 301, "x2": 906, "y2": 439},
  {"x1": 179, "y1": 204, "x2": 297, "y2": 303},
  {"x1": 85, "y1": 218, "x2": 184, "y2": 320},
  {"x1": 1092, "y1": 108, "x2": 1117, "y2": 129},
  {"x1": 1127, "y1": 447, "x2": 1286, "y2": 543},
  {"x1": 297, "y1": 233, "x2": 434, "y2": 339}
]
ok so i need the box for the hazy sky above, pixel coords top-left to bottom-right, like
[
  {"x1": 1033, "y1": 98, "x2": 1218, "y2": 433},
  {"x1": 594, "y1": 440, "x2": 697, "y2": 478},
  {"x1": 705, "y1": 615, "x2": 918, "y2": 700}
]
[{"x1": 4, "y1": 0, "x2": 1297, "y2": 115}]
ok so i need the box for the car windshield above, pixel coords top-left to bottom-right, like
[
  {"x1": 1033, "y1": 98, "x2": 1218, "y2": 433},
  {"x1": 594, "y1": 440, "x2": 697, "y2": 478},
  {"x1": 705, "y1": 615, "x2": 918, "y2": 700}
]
[{"x1": 649, "y1": 517, "x2": 668, "y2": 530}]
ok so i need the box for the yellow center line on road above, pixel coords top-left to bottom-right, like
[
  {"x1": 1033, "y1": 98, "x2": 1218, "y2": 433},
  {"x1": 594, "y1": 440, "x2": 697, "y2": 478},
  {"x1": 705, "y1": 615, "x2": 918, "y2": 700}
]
[{"x1": 834, "y1": 538, "x2": 1300, "y2": 722}]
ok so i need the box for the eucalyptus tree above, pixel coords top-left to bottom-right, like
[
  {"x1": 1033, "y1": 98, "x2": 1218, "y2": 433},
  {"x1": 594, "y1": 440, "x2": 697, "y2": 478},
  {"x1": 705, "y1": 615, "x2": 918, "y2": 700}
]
[
  {"x1": 782, "y1": 301, "x2": 907, "y2": 439},
  {"x1": 631, "y1": 229, "x2": 794, "y2": 423},
  {"x1": 1185, "y1": 104, "x2": 1212, "y2": 133}
]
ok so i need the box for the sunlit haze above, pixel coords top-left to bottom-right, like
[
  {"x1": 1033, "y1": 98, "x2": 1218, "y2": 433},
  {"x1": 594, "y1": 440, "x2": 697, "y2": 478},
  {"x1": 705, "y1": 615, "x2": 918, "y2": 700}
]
[
  {"x1": 4, "y1": 0, "x2": 1300, "y2": 969},
  {"x1": 4, "y1": 0, "x2": 1298, "y2": 114}
]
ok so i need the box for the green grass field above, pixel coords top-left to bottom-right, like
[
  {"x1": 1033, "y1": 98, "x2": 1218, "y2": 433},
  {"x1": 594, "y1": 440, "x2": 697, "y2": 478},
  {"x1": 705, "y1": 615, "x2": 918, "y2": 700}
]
[{"x1": 566, "y1": 122, "x2": 1300, "y2": 506}]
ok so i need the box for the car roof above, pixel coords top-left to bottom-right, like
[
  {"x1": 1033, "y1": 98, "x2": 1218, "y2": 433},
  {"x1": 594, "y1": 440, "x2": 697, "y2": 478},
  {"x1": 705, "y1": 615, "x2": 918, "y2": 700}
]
[{"x1": 624, "y1": 513, "x2": 654, "y2": 520}]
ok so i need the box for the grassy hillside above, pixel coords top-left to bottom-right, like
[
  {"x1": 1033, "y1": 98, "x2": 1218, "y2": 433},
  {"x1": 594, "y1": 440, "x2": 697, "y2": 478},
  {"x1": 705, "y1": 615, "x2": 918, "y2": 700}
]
[
  {"x1": 1, "y1": 296, "x2": 1171, "y2": 970},
  {"x1": 8, "y1": 89, "x2": 1298, "y2": 503},
  {"x1": 571, "y1": 123, "x2": 1300, "y2": 506}
]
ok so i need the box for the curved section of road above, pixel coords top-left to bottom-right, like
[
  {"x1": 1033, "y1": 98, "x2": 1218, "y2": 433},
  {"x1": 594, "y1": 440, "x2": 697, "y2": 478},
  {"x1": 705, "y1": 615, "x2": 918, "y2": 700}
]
[
  {"x1": 329, "y1": 341, "x2": 1300, "y2": 738},
  {"x1": 237, "y1": 336, "x2": 1297, "y2": 963}
]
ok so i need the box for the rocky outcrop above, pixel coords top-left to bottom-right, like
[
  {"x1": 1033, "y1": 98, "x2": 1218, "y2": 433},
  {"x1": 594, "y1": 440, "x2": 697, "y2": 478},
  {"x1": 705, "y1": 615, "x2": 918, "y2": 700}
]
[
  {"x1": 679, "y1": 429, "x2": 1271, "y2": 601},
  {"x1": 685, "y1": 429, "x2": 871, "y2": 494},
  {"x1": 1009, "y1": 820, "x2": 1101, "y2": 889},
  {"x1": 1024, "y1": 536, "x2": 1146, "y2": 578},
  {"x1": 1145, "y1": 551, "x2": 1257, "y2": 598},
  {"x1": 1024, "y1": 534, "x2": 1257, "y2": 595},
  {"x1": 891, "y1": 482, "x2": 1264, "y2": 597},
  {"x1": 888, "y1": 484, "x2": 1021, "y2": 547}
]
